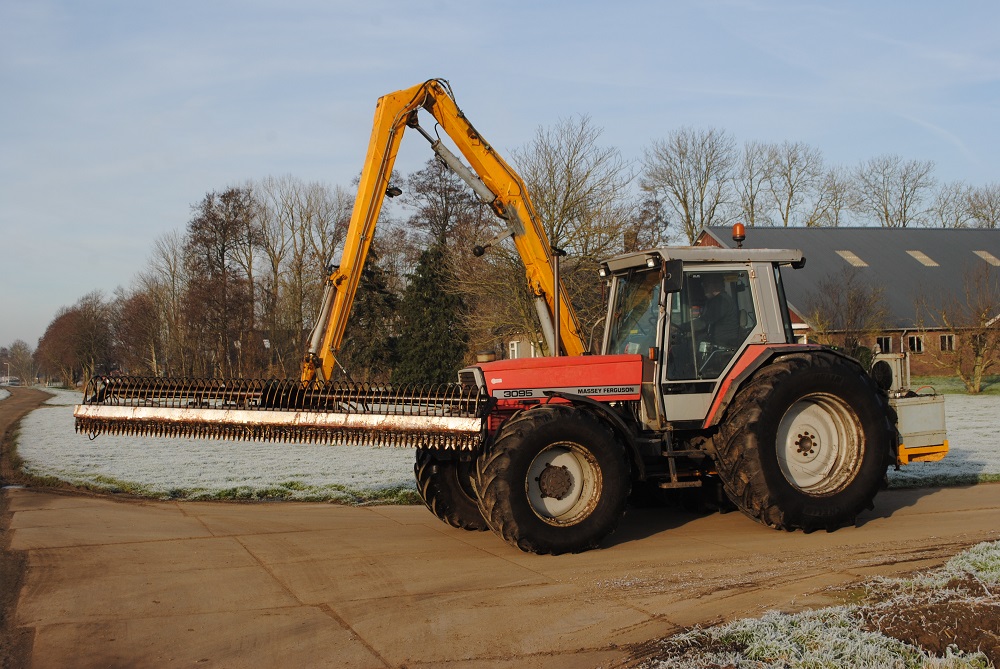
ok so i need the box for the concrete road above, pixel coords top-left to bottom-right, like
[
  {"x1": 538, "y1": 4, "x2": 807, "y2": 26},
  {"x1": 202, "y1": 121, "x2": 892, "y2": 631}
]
[{"x1": 5, "y1": 483, "x2": 1000, "y2": 668}]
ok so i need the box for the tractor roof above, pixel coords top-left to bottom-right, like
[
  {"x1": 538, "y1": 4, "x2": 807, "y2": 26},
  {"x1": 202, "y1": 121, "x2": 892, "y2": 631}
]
[{"x1": 604, "y1": 246, "x2": 804, "y2": 273}]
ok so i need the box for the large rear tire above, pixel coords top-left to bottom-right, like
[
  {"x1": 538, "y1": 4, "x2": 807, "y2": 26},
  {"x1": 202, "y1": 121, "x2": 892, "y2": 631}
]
[
  {"x1": 474, "y1": 405, "x2": 630, "y2": 555},
  {"x1": 414, "y1": 449, "x2": 489, "y2": 531},
  {"x1": 713, "y1": 351, "x2": 893, "y2": 532}
]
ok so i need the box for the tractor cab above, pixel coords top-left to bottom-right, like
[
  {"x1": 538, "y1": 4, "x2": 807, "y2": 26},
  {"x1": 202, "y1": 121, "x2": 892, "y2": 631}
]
[{"x1": 601, "y1": 245, "x2": 805, "y2": 426}]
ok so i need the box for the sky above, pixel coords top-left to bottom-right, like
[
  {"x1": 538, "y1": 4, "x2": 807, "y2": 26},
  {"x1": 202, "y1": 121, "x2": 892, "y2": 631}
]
[{"x1": 2, "y1": 0, "x2": 1000, "y2": 348}]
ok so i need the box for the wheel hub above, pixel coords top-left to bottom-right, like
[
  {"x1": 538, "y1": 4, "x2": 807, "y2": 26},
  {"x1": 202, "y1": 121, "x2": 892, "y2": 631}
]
[
  {"x1": 795, "y1": 431, "x2": 818, "y2": 457},
  {"x1": 537, "y1": 463, "x2": 573, "y2": 500},
  {"x1": 776, "y1": 393, "x2": 862, "y2": 494},
  {"x1": 525, "y1": 444, "x2": 601, "y2": 524}
]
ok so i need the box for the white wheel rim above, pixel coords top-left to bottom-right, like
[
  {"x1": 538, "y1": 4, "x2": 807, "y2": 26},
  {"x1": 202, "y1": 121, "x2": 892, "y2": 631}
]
[
  {"x1": 525, "y1": 444, "x2": 601, "y2": 525},
  {"x1": 775, "y1": 393, "x2": 863, "y2": 494}
]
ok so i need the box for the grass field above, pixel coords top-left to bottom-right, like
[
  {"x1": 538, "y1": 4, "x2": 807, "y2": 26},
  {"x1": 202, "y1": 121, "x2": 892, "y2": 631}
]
[{"x1": 911, "y1": 375, "x2": 1000, "y2": 395}]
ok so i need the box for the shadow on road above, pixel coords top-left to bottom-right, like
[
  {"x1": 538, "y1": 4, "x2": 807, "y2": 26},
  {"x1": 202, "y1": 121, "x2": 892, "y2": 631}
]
[
  {"x1": 604, "y1": 502, "x2": 719, "y2": 549},
  {"x1": 857, "y1": 484, "x2": 978, "y2": 526}
]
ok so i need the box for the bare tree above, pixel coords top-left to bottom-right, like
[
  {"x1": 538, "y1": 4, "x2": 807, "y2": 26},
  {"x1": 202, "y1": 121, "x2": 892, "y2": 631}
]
[
  {"x1": 929, "y1": 181, "x2": 974, "y2": 229},
  {"x1": 732, "y1": 140, "x2": 775, "y2": 228},
  {"x1": 853, "y1": 154, "x2": 936, "y2": 228},
  {"x1": 810, "y1": 167, "x2": 857, "y2": 227},
  {"x1": 511, "y1": 116, "x2": 639, "y2": 258},
  {"x1": 627, "y1": 193, "x2": 677, "y2": 250},
  {"x1": 184, "y1": 189, "x2": 255, "y2": 378},
  {"x1": 35, "y1": 308, "x2": 82, "y2": 388},
  {"x1": 918, "y1": 264, "x2": 1000, "y2": 393},
  {"x1": 7, "y1": 340, "x2": 35, "y2": 385},
  {"x1": 282, "y1": 178, "x2": 351, "y2": 372},
  {"x1": 140, "y1": 230, "x2": 190, "y2": 375},
  {"x1": 968, "y1": 182, "x2": 1000, "y2": 229},
  {"x1": 74, "y1": 291, "x2": 114, "y2": 382},
  {"x1": 254, "y1": 176, "x2": 295, "y2": 376},
  {"x1": 767, "y1": 141, "x2": 824, "y2": 227},
  {"x1": 510, "y1": 116, "x2": 641, "y2": 344},
  {"x1": 641, "y1": 127, "x2": 735, "y2": 243},
  {"x1": 306, "y1": 183, "x2": 353, "y2": 283},
  {"x1": 804, "y1": 267, "x2": 890, "y2": 357},
  {"x1": 111, "y1": 287, "x2": 162, "y2": 375},
  {"x1": 35, "y1": 292, "x2": 113, "y2": 386}
]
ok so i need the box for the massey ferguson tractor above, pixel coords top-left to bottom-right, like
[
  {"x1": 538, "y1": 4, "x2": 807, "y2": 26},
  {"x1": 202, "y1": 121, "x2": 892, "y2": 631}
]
[{"x1": 75, "y1": 80, "x2": 948, "y2": 555}]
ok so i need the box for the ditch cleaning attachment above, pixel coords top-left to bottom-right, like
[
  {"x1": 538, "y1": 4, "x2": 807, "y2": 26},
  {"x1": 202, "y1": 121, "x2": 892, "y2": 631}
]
[{"x1": 74, "y1": 376, "x2": 490, "y2": 450}]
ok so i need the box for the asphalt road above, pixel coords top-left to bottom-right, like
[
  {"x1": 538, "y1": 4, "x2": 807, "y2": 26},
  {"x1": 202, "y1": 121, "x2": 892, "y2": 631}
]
[{"x1": 2, "y1": 483, "x2": 998, "y2": 668}]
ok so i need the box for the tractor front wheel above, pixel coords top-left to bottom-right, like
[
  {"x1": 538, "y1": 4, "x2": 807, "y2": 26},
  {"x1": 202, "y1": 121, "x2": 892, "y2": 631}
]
[
  {"x1": 474, "y1": 405, "x2": 630, "y2": 555},
  {"x1": 713, "y1": 351, "x2": 893, "y2": 532},
  {"x1": 414, "y1": 449, "x2": 489, "y2": 531}
]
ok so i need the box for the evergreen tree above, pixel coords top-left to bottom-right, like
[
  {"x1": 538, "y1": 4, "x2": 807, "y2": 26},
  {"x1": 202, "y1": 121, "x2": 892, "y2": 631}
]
[
  {"x1": 337, "y1": 247, "x2": 399, "y2": 383},
  {"x1": 391, "y1": 243, "x2": 468, "y2": 385}
]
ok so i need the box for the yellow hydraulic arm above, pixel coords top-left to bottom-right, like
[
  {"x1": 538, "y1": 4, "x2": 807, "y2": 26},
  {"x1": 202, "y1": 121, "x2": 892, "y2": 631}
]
[{"x1": 303, "y1": 79, "x2": 588, "y2": 383}]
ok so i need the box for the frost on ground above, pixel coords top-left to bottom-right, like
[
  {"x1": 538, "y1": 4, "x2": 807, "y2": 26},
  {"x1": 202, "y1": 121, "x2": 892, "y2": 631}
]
[
  {"x1": 628, "y1": 541, "x2": 999, "y2": 669},
  {"x1": 0, "y1": 388, "x2": 9, "y2": 402},
  {"x1": 888, "y1": 394, "x2": 1000, "y2": 488},
  {"x1": 17, "y1": 389, "x2": 418, "y2": 503},
  {"x1": 12, "y1": 389, "x2": 1000, "y2": 502}
]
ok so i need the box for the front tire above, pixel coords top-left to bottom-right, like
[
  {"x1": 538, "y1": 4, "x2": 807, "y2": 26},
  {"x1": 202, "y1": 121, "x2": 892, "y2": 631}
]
[
  {"x1": 474, "y1": 405, "x2": 630, "y2": 555},
  {"x1": 713, "y1": 351, "x2": 893, "y2": 532},
  {"x1": 414, "y1": 449, "x2": 489, "y2": 531}
]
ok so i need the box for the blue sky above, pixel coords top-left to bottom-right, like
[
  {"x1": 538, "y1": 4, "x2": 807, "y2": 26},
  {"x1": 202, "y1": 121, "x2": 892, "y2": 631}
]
[{"x1": 2, "y1": 0, "x2": 999, "y2": 348}]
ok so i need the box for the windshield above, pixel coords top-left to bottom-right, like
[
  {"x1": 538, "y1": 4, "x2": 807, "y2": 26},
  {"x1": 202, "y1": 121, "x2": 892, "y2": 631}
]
[{"x1": 606, "y1": 269, "x2": 661, "y2": 355}]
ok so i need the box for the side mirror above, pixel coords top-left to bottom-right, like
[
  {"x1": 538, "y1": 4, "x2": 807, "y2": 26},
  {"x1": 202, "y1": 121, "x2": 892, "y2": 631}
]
[{"x1": 663, "y1": 259, "x2": 684, "y2": 293}]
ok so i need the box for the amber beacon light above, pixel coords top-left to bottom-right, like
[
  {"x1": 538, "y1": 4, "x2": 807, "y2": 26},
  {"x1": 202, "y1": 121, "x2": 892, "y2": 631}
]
[{"x1": 732, "y1": 222, "x2": 746, "y2": 248}]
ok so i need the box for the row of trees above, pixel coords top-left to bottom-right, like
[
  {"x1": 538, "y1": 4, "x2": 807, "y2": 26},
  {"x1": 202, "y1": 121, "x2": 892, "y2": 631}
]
[
  {"x1": 642, "y1": 130, "x2": 1000, "y2": 242},
  {"x1": 9, "y1": 117, "x2": 1000, "y2": 387}
]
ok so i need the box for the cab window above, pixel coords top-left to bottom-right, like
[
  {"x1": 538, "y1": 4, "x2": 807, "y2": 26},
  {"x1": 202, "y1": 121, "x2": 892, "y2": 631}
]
[{"x1": 667, "y1": 270, "x2": 755, "y2": 380}]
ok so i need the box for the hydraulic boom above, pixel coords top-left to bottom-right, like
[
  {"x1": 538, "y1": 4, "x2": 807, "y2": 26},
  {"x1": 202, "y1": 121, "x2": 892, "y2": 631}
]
[{"x1": 303, "y1": 78, "x2": 586, "y2": 383}]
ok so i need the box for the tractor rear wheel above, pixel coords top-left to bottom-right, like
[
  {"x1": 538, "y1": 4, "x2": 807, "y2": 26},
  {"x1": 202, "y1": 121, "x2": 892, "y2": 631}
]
[
  {"x1": 414, "y1": 449, "x2": 489, "y2": 531},
  {"x1": 713, "y1": 351, "x2": 893, "y2": 532},
  {"x1": 474, "y1": 405, "x2": 630, "y2": 555}
]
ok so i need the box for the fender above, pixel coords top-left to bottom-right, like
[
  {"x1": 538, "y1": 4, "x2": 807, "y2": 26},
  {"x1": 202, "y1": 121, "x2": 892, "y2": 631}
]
[
  {"x1": 703, "y1": 344, "x2": 866, "y2": 428},
  {"x1": 542, "y1": 390, "x2": 646, "y2": 480}
]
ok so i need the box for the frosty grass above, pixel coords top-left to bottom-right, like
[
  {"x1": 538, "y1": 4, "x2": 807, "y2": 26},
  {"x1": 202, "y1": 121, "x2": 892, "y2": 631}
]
[
  {"x1": 16, "y1": 389, "x2": 418, "y2": 503},
  {"x1": 637, "y1": 541, "x2": 999, "y2": 668},
  {"x1": 13, "y1": 389, "x2": 1000, "y2": 501}
]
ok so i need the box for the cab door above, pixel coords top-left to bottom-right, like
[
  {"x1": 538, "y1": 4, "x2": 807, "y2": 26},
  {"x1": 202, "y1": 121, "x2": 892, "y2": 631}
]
[{"x1": 661, "y1": 265, "x2": 760, "y2": 422}]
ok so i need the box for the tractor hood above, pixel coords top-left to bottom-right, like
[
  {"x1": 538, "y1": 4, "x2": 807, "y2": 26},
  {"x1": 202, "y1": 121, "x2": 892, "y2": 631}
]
[{"x1": 467, "y1": 354, "x2": 646, "y2": 402}]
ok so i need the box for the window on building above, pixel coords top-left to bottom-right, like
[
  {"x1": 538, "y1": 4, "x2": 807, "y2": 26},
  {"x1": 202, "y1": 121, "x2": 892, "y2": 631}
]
[
  {"x1": 940, "y1": 334, "x2": 955, "y2": 352},
  {"x1": 875, "y1": 336, "x2": 892, "y2": 353},
  {"x1": 907, "y1": 334, "x2": 924, "y2": 354},
  {"x1": 508, "y1": 341, "x2": 519, "y2": 359}
]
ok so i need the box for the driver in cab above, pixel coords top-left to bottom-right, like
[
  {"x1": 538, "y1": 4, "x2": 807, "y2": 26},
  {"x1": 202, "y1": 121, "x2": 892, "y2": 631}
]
[{"x1": 694, "y1": 273, "x2": 740, "y2": 348}]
